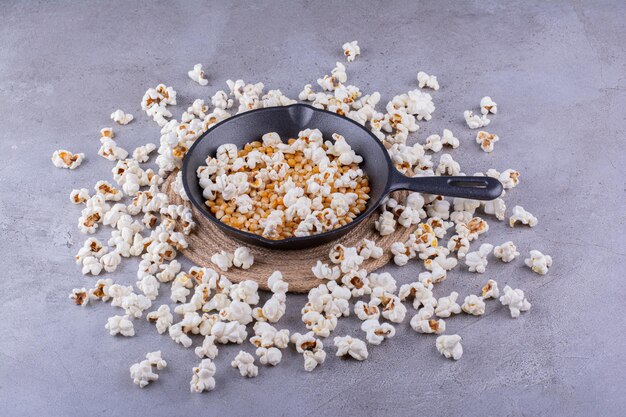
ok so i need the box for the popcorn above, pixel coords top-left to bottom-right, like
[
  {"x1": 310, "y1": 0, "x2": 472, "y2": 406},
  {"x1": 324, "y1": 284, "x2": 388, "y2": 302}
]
[
  {"x1": 312, "y1": 261, "x2": 341, "y2": 281},
  {"x1": 232, "y1": 247, "x2": 254, "y2": 269},
  {"x1": 69, "y1": 288, "x2": 89, "y2": 306},
  {"x1": 52, "y1": 150, "x2": 84, "y2": 169},
  {"x1": 494, "y1": 241, "x2": 519, "y2": 262},
  {"x1": 410, "y1": 306, "x2": 446, "y2": 334},
  {"x1": 99, "y1": 137, "x2": 128, "y2": 161},
  {"x1": 361, "y1": 319, "x2": 395, "y2": 345},
  {"x1": 100, "y1": 250, "x2": 122, "y2": 273},
  {"x1": 231, "y1": 351, "x2": 258, "y2": 377},
  {"x1": 358, "y1": 238, "x2": 383, "y2": 260},
  {"x1": 317, "y1": 62, "x2": 347, "y2": 91},
  {"x1": 441, "y1": 129, "x2": 459, "y2": 148},
  {"x1": 70, "y1": 188, "x2": 90, "y2": 204},
  {"x1": 210, "y1": 321, "x2": 247, "y2": 344},
  {"x1": 465, "y1": 243, "x2": 493, "y2": 273},
  {"x1": 211, "y1": 250, "x2": 233, "y2": 272},
  {"x1": 424, "y1": 134, "x2": 443, "y2": 152},
  {"x1": 229, "y1": 280, "x2": 259, "y2": 305},
  {"x1": 211, "y1": 90, "x2": 233, "y2": 109},
  {"x1": 220, "y1": 300, "x2": 253, "y2": 325},
  {"x1": 146, "y1": 350, "x2": 167, "y2": 371},
  {"x1": 94, "y1": 181, "x2": 122, "y2": 202},
  {"x1": 480, "y1": 96, "x2": 497, "y2": 115},
  {"x1": 354, "y1": 300, "x2": 380, "y2": 321},
  {"x1": 190, "y1": 359, "x2": 216, "y2": 393},
  {"x1": 375, "y1": 211, "x2": 397, "y2": 236},
  {"x1": 436, "y1": 335, "x2": 463, "y2": 360},
  {"x1": 461, "y1": 295, "x2": 486, "y2": 315},
  {"x1": 291, "y1": 332, "x2": 326, "y2": 371},
  {"x1": 89, "y1": 278, "x2": 113, "y2": 301},
  {"x1": 130, "y1": 359, "x2": 159, "y2": 388},
  {"x1": 447, "y1": 235, "x2": 470, "y2": 258},
  {"x1": 256, "y1": 347, "x2": 282, "y2": 366},
  {"x1": 488, "y1": 168, "x2": 520, "y2": 189},
  {"x1": 476, "y1": 131, "x2": 499, "y2": 153},
  {"x1": 250, "y1": 322, "x2": 290, "y2": 349},
  {"x1": 509, "y1": 206, "x2": 538, "y2": 227},
  {"x1": 333, "y1": 335, "x2": 368, "y2": 360},
  {"x1": 464, "y1": 110, "x2": 490, "y2": 129},
  {"x1": 169, "y1": 323, "x2": 193, "y2": 348},
  {"x1": 146, "y1": 304, "x2": 173, "y2": 334},
  {"x1": 266, "y1": 271, "x2": 288, "y2": 294},
  {"x1": 436, "y1": 153, "x2": 462, "y2": 176},
  {"x1": 482, "y1": 198, "x2": 506, "y2": 221},
  {"x1": 137, "y1": 275, "x2": 160, "y2": 300},
  {"x1": 105, "y1": 315, "x2": 135, "y2": 336},
  {"x1": 524, "y1": 250, "x2": 552, "y2": 275},
  {"x1": 132, "y1": 143, "x2": 157, "y2": 163},
  {"x1": 499, "y1": 285, "x2": 531, "y2": 318},
  {"x1": 481, "y1": 279, "x2": 500, "y2": 299},
  {"x1": 188, "y1": 63, "x2": 208, "y2": 86},
  {"x1": 110, "y1": 109, "x2": 134, "y2": 125},
  {"x1": 194, "y1": 335, "x2": 219, "y2": 359},
  {"x1": 435, "y1": 292, "x2": 462, "y2": 318},
  {"x1": 417, "y1": 71, "x2": 440, "y2": 90},
  {"x1": 342, "y1": 41, "x2": 360, "y2": 62}
]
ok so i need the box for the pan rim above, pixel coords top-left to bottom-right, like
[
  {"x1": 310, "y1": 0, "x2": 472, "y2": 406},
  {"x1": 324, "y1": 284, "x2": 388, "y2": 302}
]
[{"x1": 181, "y1": 103, "x2": 393, "y2": 248}]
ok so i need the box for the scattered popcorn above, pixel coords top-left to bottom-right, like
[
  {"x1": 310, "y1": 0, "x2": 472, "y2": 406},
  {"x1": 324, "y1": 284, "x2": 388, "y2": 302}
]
[
  {"x1": 361, "y1": 319, "x2": 395, "y2": 345},
  {"x1": 436, "y1": 335, "x2": 463, "y2": 360},
  {"x1": 525, "y1": 250, "x2": 553, "y2": 275},
  {"x1": 99, "y1": 137, "x2": 128, "y2": 161},
  {"x1": 190, "y1": 359, "x2": 216, "y2": 393},
  {"x1": 465, "y1": 243, "x2": 493, "y2": 273},
  {"x1": 169, "y1": 323, "x2": 192, "y2": 347},
  {"x1": 256, "y1": 347, "x2": 282, "y2": 366},
  {"x1": 417, "y1": 71, "x2": 439, "y2": 90},
  {"x1": 231, "y1": 351, "x2": 258, "y2": 377},
  {"x1": 441, "y1": 129, "x2": 459, "y2": 148},
  {"x1": 499, "y1": 285, "x2": 531, "y2": 318},
  {"x1": 70, "y1": 188, "x2": 90, "y2": 204},
  {"x1": 195, "y1": 335, "x2": 219, "y2": 359},
  {"x1": 333, "y1": 335, "x2": 368, "y2": 360},
  {"x1": 111, "y1": 109, "x2": 134, "y2": 125},
  {"x1": 146, "y1": 304, "x2": 173, "y2": 334},
  {"x1": 105, "y1": 315, "x2": 135, "y2": 337},
  {"x1": 358, "y1": 238, "x2": 383, "y2": 260},
  {"x1": 436, "y1": 153, "x2": 462, "y2": 176},
  {"x1": 132, "y1": 143, "x2": 157, "y2": 163},
  {"x1": 464, "y1": 110, "x2": 490, "y2": 129},
  {"x1": 410, "y1": 306, "x2": 446, "y2": 334},
  {"x1": 481, "y1": 279, "x2": 500, "y2": 299},
  {"x1": 232, "y1": 247, "x2": 254, "y2": 269},
  {"x1": 52, "y1": 150, "x2": 84, "y2": 169},
  {"x1": 509, "y1": 206, "x2": 538, "y2": 227},
  {"x1": 188, "y1": 63, "x2": 208, "y2": 86},
  {"x1": 211, "y1": 251, "x2": 233, "y2": 272},
  {"x1": 212, "y1": 90, "x2": 233, "y2": 109},
  {"x1": 494, "y1": 241, "x2": 520, "y2": 262},
  {"x1": 476, "y1": 131, "x2": 499, "y2": 153},
  {"x1": 375, "y1": 211, "x2": 397, "y2": 236},
  {"x1": 130, "y1": 358, "x2": 159, "y2": 388},
  {"x1": 461, "y1": 295, "x2": 486, "y2": 315},
  {"x1": 435, "y1": 292, "x2": 462, "y2": 318},
  {"x1": 312, "y1": 261, "x2": 341, "y2": 281},
  {"x1": 210, "y1": 321, "x2": 248, "y2": 344},
  {"x1": 342, "y1": 41, "x2": 360, "y2": 62},
  {"x1": 480, "y1": 96, "x2": 498, "y2": 115},
  {"x1": 291, "y1": 332, "x2": 326, "y2": 371},
  {"x1": 69, "y1": 288, "x2": 89, "y2": 306}
]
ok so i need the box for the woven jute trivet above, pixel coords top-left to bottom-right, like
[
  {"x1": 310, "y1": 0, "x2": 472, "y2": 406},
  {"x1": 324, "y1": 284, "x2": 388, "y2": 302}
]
[{"x1": 163, "y1": 172, "x2": 419, "y2": 293}]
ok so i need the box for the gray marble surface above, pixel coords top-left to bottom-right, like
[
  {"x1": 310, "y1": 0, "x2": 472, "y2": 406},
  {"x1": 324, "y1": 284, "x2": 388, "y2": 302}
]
[{"x1": 1, "y1": 1, "x2": 625, "y2": 416}]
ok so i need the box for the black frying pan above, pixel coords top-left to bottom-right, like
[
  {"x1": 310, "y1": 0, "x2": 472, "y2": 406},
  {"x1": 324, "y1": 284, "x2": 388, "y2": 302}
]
[{"x1": 182, "y1": 104, "x2": 502, "y2": 250}]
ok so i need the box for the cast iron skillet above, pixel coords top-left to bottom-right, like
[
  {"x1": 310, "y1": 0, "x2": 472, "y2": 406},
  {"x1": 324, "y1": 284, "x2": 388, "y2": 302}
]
[{"x1": 182, "y1": 104, "x2": 502, "y2": 250}]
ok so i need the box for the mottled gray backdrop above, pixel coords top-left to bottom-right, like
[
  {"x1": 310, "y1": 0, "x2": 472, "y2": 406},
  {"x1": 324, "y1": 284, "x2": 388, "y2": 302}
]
[{"x1": 0, "y1": 1, "x2": 624, "y2": 416}]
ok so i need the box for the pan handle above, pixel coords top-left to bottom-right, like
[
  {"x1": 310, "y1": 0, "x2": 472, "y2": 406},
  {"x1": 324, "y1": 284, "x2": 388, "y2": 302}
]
[{"x1": 389, "y1": 172, "x2": 503, "y2": 200}]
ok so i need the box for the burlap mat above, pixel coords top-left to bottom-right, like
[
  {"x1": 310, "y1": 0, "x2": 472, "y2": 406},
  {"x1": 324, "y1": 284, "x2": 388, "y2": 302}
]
[{"x1": 163, "y1": 172, "x2": 418, "y2": 293}]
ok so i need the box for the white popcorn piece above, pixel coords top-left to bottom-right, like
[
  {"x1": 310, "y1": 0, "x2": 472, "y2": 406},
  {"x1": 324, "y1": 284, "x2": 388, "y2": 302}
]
[
  {"x1": 211, "y1": 90, "x2": 233, "y2": 109},
  {"x1": 195, "y1": 335, "x2": 219, "y2": 359},
  {"x1": 417, "y1": 71, "x2": 440, "y2": 90},
  {"x1": 88, "y1": 278, "x2": 113, "y2": 301},
  {"x1": 436, "y1": 153, "x2": 462, "y2": 176},
  {"x1": 465, "y1": 243, "x2": 493, "y2": 273},
  {"x1": 488, "y1": 168, "x2": 520, "y2": 189},
  {"x1": 482, "y1": 198, "x2": 506, "y2": 221},
  {"x1": 342, "y1": 41, "x2": 360, "y2": 62},
  {"x1": 229, "y1": 280, "x2": 259, "y2": 305},
  {"x1": 100, "y1": 250, "x2": 122, "y2": 273},
  {"x1": 52, "y1": 150, "x2": 84, "y2": 169},
  {"x1": 250, "y1": 322, "x2": 290, "y2": 349},
  {"x1": 499, "y1": 285, "x2": 531, "y2": 318},
  {"x1": 132, "y1": 143, "x2": 157, "y2": 163},
  {"x1": 509, "y1": 206, "x2": 538, "y2": 228},
  {"x1": 190, "y1": 359, "x2": 216, "y2": 393},
  {"x1": 145, "y1": 350, "x2": 167, "y2": 371},
  {"x1": 361, "y1": 319, "x2": 395, "y2": 345},
  {"x1": 461, "y1": 294, "x2": 486, "y2": 315},
  {"x1": 169, "y1": 323, "x2": 193, "y2": 348},
  {"x1": 441, "y1": 129, "x2": 459, "y2": 148},
  {"x1": 476, "y1": 131, "x2": 499, "y2": 153},
  {"x1": 447, "y1": 235, "x2": 470, "y2": 258},
  {"x1": 69, "y1": 288, "x2": 89, "y2": 306},
  {"x1": 291, "y1": 332, "x2": 327, "y2": 371},
  {"x1": 232, "y1": 247, "x2": 254, "y2": 269},
  {"x1": 311, "y1": 260, "x2": 341, "y2": 281},
  {"x1": 94, "y1": 181, "x2": 122, "y2": 202},
  {"x1": 211, "y1": 250, "x2": 233, "y2": 272},
  {"x1": 99, "y1": 137, "x2": 128, "y2": 161},
  {"x1": 333, "y1": 335, "x2": 368, "y2": 360},
  {"x1": 464, "y1": 110, "x2": 490, "y2": 129},
  {"x1": 129, "y1": 359, "x2": 158, "y2": 388},
  {"x1": 480, "y1": 96, "x2": 498, "y2": 115},
  {"x1": 436, "y1": 335, "x2": 463, "y2": 360},
  {"x1": 137, "y1": 274, "x2": 160, "y2": 301},
  {"x1": 358, "y1": 238, "x2": 383, "y2": 260},
  {"x1": 231, "y1": 351, "x2": 258, "y2": 378},
  {"x1": 410, "y1": 306, "x2": 446, "y2": 334},
  {"x1": 317, "y1": 62, "x2": 347, "y2": 91},
  {"x1": 375, "y1": 211, "x2": 397, "y2": 236},
  {"x1": 267, "y1": 271, "x2": 288, "y2": 294},
  {"x1": 354, "y1": 300, "x2": 380, "y2": 321},
  {"x1": 435, "y1": 292, "x2": 462, "y2": 318},
  {"x1": 105, "y1": 315, "x2": 135, "y2": 337},
  {"x1": 146, "y1": 304, "x2": 173, "y2": 334},
  {"x1": 524, "y1": 250, "x2": 553, "y2": 275},
  {"x1": 70, "y1": 188, "x2": 90, "y2": 204},
  {"x1": 256, "y1": 347, "x2": 282, "y2": 366},
  {"x1": 494, "y1": 241, "x2": 520, "y2": 262},
  {"x1": 481, "y1": 279, "x2": 500, "y2": 299},
  {"x1": 210, "y1": 321, "x2": 248, "y2": 344},
  {"x1": 423, "y1": 134, "x2": 443, "y2": 152},
  {"x1": 188, "y1": 63, "x2": 208, "y2": 86},
  {"x1": 110, "y1": 109, "x2": 134, "y2": 125}
]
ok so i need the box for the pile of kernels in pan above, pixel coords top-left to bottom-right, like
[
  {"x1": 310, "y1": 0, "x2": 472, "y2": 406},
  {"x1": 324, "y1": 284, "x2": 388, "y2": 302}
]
[
  {"x1": 197, "y1": 131, "x2": 370, "y2": 239},
  {"x1": 57, "y1": 40, "x2": 553, "y2": 391}
]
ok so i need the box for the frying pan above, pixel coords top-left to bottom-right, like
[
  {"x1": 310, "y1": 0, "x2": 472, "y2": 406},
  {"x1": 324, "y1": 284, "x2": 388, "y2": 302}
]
[{"x1": 182, "y1": 104, "x2": 502, "y2": 250}]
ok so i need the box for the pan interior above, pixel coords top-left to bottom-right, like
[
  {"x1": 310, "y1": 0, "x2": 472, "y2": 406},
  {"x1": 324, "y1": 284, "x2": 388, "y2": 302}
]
[{"x1": 183, "y1": 104, "x2": 392, "y2": 243}]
